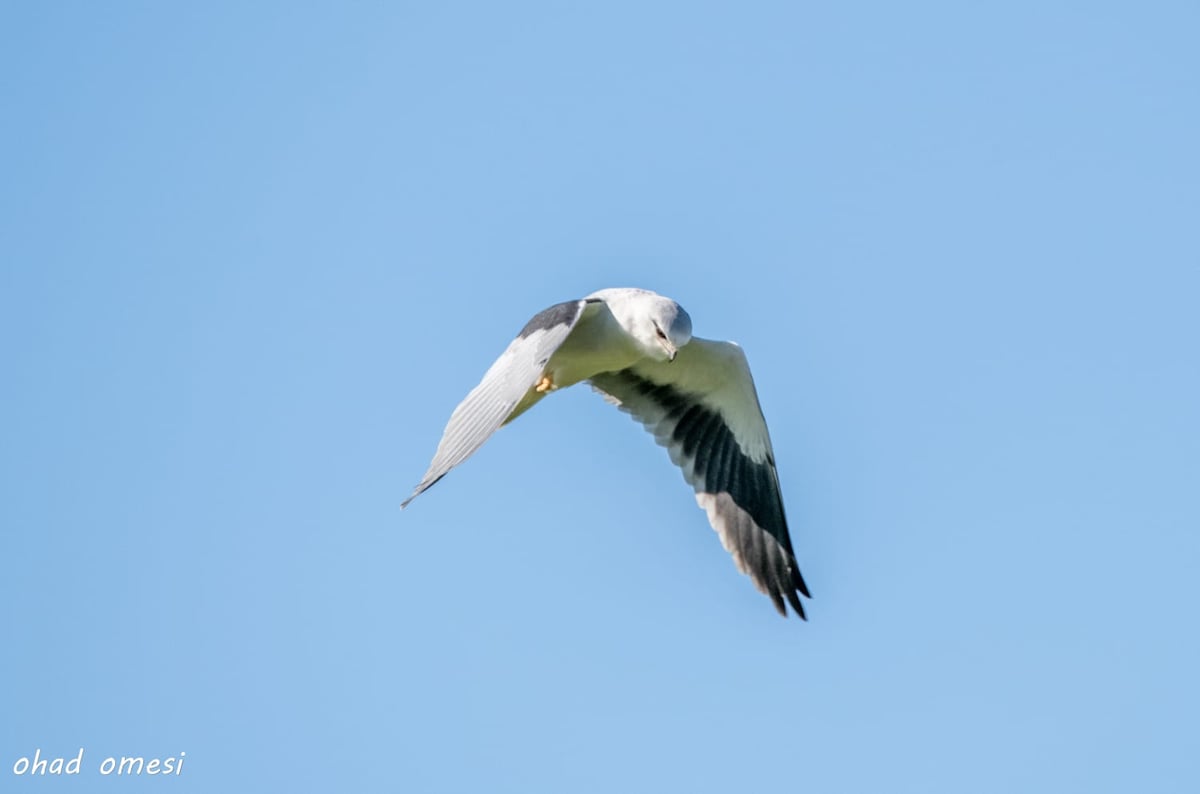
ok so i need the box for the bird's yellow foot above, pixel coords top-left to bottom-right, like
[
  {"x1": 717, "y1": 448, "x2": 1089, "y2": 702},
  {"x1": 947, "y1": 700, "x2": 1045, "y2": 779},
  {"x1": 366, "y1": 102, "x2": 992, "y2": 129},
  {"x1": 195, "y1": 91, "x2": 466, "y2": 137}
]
[{"x1": 535, "y1": 375, "x2": 553, "y2": 393}]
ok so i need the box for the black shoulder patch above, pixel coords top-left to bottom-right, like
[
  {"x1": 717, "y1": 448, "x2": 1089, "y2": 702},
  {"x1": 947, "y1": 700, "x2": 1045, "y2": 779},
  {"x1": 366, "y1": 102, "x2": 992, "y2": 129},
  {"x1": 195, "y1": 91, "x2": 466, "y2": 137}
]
[{"x1": 518, "y1": 300, "x2": 582, "y2": 339}]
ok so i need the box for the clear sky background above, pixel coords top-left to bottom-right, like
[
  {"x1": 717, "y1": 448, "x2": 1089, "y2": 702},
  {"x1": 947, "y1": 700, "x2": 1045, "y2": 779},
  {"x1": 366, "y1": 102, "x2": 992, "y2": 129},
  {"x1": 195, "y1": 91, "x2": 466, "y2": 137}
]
[{"x1": 3, "y1": 2, "x2": 1198, "y2": 791}]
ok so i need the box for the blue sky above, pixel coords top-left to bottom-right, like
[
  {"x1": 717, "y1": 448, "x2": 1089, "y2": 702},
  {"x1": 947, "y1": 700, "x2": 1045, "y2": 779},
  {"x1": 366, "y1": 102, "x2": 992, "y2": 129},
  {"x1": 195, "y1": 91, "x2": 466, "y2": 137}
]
[{"x1": 3, "y1": 2, "x2": 1198, "y2": 791}]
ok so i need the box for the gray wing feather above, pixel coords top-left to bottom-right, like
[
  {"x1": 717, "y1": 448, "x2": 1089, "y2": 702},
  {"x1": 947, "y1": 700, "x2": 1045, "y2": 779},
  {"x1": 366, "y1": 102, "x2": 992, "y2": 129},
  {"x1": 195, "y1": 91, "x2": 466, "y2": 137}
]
[
  {"x1": 403, "y1": 300, "x2": 587, "y2": 507},
  {"x1": 589, "y1": 338, "x2": 810, "y2": 618}
]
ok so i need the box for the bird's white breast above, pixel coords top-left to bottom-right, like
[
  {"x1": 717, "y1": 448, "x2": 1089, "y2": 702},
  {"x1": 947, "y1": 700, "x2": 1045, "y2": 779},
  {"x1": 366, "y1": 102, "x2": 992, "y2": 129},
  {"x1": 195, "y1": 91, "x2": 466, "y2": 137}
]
[{"x1": 544, "y1": 302, "x2": 643, "y2": 388}]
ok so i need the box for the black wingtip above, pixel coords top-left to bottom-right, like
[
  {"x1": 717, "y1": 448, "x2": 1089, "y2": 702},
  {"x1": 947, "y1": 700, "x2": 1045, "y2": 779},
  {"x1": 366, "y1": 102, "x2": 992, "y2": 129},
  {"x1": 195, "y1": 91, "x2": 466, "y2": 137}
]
[
  {"x1": 401, "y1": 473, "x2": 446, "y2": 511},
  {"x1": 789, "y1": 563, "x2": 810, "y2": 619},
  {"x1": 785, "y1": 587, "x2": 807, "y2": 620},
  {"x1": 794, "y1": 569, "x2": 811, "y2": 599}
]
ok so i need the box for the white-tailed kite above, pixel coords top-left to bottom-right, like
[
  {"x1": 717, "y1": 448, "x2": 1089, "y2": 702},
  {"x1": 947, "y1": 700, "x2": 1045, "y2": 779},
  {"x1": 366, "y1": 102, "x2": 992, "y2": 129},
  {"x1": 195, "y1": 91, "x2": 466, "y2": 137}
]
[{"x1": 403, "y1": 288, "x2": 810, "y2": 618}]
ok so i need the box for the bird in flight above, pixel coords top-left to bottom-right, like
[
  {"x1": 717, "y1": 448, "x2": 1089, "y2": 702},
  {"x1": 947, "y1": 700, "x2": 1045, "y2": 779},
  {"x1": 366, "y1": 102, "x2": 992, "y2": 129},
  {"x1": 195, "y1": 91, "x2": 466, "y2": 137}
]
[{"x1": 404, "y1": 288, "x2": 810, "y2": 618}]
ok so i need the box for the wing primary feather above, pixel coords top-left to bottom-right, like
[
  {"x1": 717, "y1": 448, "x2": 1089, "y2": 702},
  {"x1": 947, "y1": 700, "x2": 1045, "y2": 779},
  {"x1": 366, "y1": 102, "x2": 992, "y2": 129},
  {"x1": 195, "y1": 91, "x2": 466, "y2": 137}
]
[
  {"x1": 589, "y1": 340, "x2": 810, "y2": 618},
  {"x1": 404, "y1": 299, "x2": 590, "y2": 507}
]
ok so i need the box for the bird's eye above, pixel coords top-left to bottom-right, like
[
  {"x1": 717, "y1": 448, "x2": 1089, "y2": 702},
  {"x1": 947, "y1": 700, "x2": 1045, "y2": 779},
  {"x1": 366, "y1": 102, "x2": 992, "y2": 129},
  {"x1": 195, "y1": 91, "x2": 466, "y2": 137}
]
[{"x1": 655, "y1": 327, "x2": 667, "y2": 340}]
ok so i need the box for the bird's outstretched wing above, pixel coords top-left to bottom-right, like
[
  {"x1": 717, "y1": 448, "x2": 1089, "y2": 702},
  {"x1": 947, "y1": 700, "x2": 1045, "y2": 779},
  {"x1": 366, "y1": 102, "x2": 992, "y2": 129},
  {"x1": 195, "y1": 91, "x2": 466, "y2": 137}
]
[
  {"x1": 589, "y1": 338, "x2": 810, "y2": 617},
  {"x1": 403, "y1": 299, "x2": 592, "y2": 507}
]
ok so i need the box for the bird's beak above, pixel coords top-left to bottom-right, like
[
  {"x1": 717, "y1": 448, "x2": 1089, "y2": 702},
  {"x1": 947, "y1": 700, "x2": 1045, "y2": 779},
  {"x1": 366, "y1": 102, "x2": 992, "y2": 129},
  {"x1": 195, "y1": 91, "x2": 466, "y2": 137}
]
[{"x1": 664, "y1": 341, "x2": 678, "y2": 362}]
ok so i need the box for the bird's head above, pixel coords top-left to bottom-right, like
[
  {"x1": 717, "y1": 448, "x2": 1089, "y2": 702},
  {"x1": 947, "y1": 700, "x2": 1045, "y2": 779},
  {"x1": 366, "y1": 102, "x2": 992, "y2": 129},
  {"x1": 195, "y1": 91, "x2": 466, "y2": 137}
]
[{"x1": 628, "y1": 292, "x2": 693, "y2": 362}]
